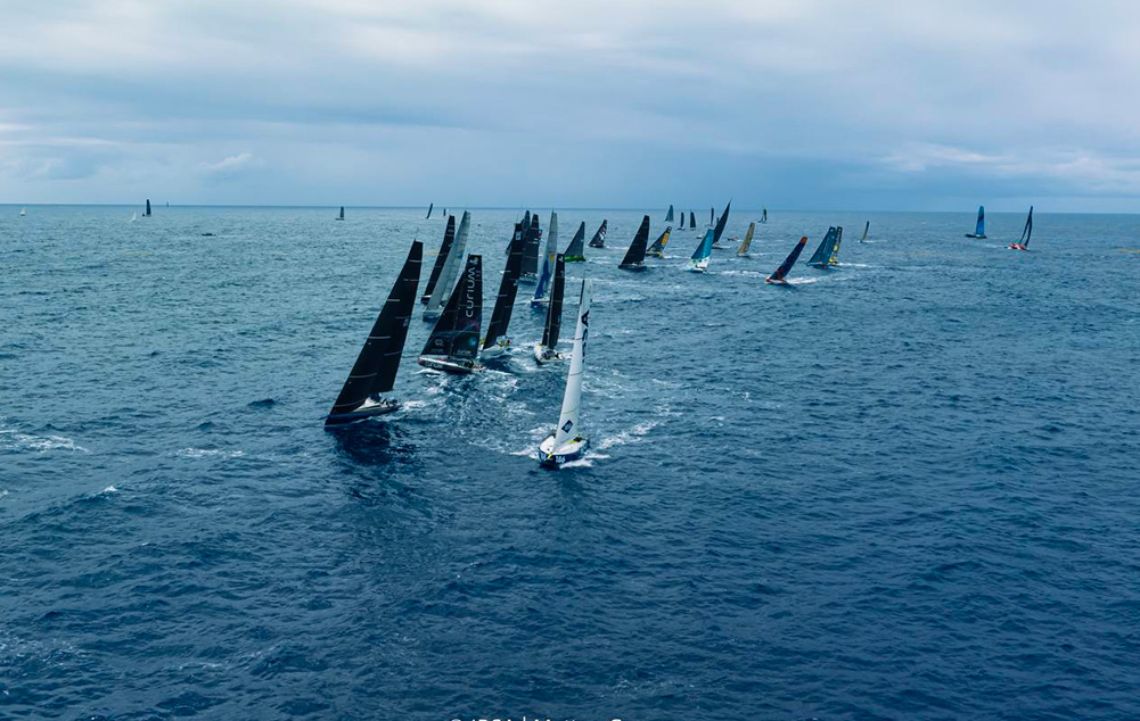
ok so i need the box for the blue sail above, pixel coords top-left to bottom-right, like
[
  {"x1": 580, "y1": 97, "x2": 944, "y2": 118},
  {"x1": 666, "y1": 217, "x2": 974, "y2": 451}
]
[
  {"x1": 975, "y1": 206, "x2": 985, "y2": 236},
  {"x1": 691, "y1": 228, "x2": 714, "y2": 262},
  {"x1": 533, "y1": 253, "x2": 552, "y2": 301}
]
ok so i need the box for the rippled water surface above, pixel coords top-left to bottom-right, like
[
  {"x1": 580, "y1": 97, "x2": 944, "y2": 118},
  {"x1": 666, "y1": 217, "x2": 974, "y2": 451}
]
[{"x1": 2, "y1": 205, "x2": 1138, "y2": 720}]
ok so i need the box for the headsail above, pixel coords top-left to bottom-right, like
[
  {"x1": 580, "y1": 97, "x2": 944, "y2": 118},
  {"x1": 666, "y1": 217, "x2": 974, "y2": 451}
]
[
  {"x1": 420, "y1": 254, "x2": 483, "y2": 367},
  {"x1": 552, "y1": 279, "x2": 591, "y2": 449},
  {"x1": 424, "y1": 211, "x2": 471, "y2": 319},
  {"x1": 647, "y1": 226, "x2": 672, "y2": 258},
  {"x1": 619, "y1": 215, "x2": 651, "y2": 269},
  {"x1": 483, "y1": 221, "x2": 525, "y2": 350},
  {"x1": 689, "y1": 228, "x2": 714, "y2": 271},
  {"x1": 737, "y1": 222, "x2": 756, "y2": 256},
  {"x1": 326, "y1": 240, "x2": 422, "y2": 424},
  {"x1": 588, "y1": 219, "x2": 608, "y2": 248},
  {"x1": 665, "y1": 204, "x2": 674, "y2": 222},
  {"x1": 767, "y1": 236, "x2": 808, "y2": 283},
  {"x1": 421, "y1": 215, "x2": 457, "y2": 304},
  {"x1": 563, "y1": 221, "x2": 586, "y2": 262}
]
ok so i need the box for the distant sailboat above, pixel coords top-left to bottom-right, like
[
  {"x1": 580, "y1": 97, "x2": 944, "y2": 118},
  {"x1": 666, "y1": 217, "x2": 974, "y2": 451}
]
[
  {"x1": 537, "y1": 279, "x2": 592, "y2": 467},
  {"x1": 530, "y1": 212, "x2": 559, "y2": 308},
  {"x1": 807, "y1": 226, "x2": 843, "y2": 268},
  {"x1": 689, "y1": 228, "x2": 715, "y2": 272},
  {"x1": 709, "y1": 207, "x2": 714, "y2": 227},
  {"x1": 563, "y1": 221, "x2": 587, "y2": 262},
  {"x1": 760, "y1": 208, "x2": 768, "y2": 224},
  {"x1": 426, "y1": 203, "x2": 434, "y2": 219},
  {"x1": 534, "y1": 255, "x2": 567, "y2": 364},
  {"x1": 765, "y1": 236, "x2": 809, "y2": 285},
  {"x1": 737, "y1": 222, "x2": 756, "y2": 257},
  {"x1": 665, "y1": 204, "x2": 675, "y2": 222},
  {"x1": 144, "y1": 199, "x2": 152, "y2": 218},
  {"x1": 325, "y1": 241, "x2": 422, "y2": 425},
  {"x1": 19, "y1": 207, "x2": 27, "y2": 217},
  {"x1": 519, "y1": 212, "x2": 542, "y2": 284},
  {"x1": 647, "y1": 226, "x2": 672, "y2": 258},
  {"x1": 860, "y1": 221, "x2": 870, "y2": 242},
  {"x1": 689, "y1": 211, "x2": 696, "y2": 229},
  {"x1": 588, "y1": 219, "x2": 608, "y2": 249},
  {"x1": 711, "y1": 201, "x2": 731, "y2": 249},
  {"x1": 679, "y1": 212, "x2": 686, "y2": 230},
  {"x1": 424, "y1": 211, "x2": 471, "y2": 321},
  {"x1": 619, "y1": 215, "x2": 651, "y2": 270},
  {"x1": 482, "y1": 221, "x2": 525, "y2": 356},
  {"x1": 130, "y1": 212, "x2": 137, "y2": 222},
  {"x1": 335, "y1": 206, "x2": 345, "y2": 221},
  {"x1": 421, "y1": 215, "x2": 457, "y2": 304},
  {"x1": 418, "y1": 254, "x2": 483, "y2": 374},
  {"x1": 965, "y1": 206, "x2": 986, "y2": 238},
  {"x1": 1009, "y1": 206, "x2": 1034, "y2": 251}
]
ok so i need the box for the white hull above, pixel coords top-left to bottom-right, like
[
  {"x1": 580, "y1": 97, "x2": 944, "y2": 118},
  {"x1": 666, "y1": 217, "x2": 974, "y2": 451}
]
[
  {"x1": 418, "y1": 355, "x2": 481, "y2": 374},
  {"x1": 538, "y1": 433, "x2": 588, "y2": 467},
  {"x1": 325, "y1": 396, "x2": 400, "y2": 425},
  {"x1": 480, "y1": 339, "x2": 512, "y2": 359},
  {"x1": 533, "y1": 343, "x2": 563, "y2": 365}
]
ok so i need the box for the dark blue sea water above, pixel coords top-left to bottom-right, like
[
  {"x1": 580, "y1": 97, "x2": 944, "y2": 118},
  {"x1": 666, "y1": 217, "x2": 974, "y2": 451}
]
[{"x1": 2, "y1": 205, "x2": 1138, "y2": 720}]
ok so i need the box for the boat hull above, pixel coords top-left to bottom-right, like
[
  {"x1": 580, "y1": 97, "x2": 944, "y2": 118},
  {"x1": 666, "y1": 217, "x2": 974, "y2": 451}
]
[
  {"x1": 479, "y1": 339, "x2": 512, "y2": 359},
  {"x1": 619, "y1": 263, "x2": 648, "y2": 272},
  {"x1": 765, "y1": 276, "x2": 791, "y2": 286},
  {"x1": 965, "y1": 234, "x2": 986, "y2": 239},
  {"x1": 324, "y1": 397, "x2": 400, "y2": 426},
  {"x1": 537, "y1": 434, "x2": 588, "y2": 467},
  {"x1": 417, "y1": 356, "x2": 481, "y2": 374},
  {"x1": 563, "y1": 255, "x2": 586, "y2": 262},
  {"x1": 1009, "y1": 243, "x2": 1029, "y2": 251},
  {"x1": 533, "y1": 343, "x2": 563, "y2": 365}
]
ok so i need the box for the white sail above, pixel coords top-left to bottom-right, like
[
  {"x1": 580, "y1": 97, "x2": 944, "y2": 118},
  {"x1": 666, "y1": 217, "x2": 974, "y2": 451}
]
[
  {"x1": 553, "y1": 279, "x2": 590, "y2": 449},
  {"x1": 425, "y1": 210, "x2": 470, "y2": 317}
]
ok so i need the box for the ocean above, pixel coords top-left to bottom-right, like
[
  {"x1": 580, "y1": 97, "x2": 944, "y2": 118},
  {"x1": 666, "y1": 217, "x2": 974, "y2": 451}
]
[{"x1": 2, "y1": 205, "x2": 1138, "y2": 720}]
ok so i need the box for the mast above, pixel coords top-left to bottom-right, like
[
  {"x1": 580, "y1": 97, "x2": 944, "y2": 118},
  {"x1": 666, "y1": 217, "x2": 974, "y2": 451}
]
[
  {"x1": 563, "y1": 221, "x2": 586, "y2": 262},
  {"x1": 326, "y1": 240, "x2": 422, "y2": 423},
  {"x1": 647, "y1": 226, "x2": 672, "y2": 257},
  {"x1": 737, "y1": 222, "x2": 755, "y2": 256},
  {"x1": 665, "y1": 204, "x2": 674, "y2": 222},
  {"x1": 420, "y1": 255, "x2": 483, "y2": 363},
  {"x1": 767, "y1": 237, "x2": 808, "y2": 282},
  {"x1": 553, "y1": 279, "x2": 591, "y2": 449},
  {"x1": 588, "y1": 219, "x2": 607, "y2": 248},
  {"x1": 541, "y1": 255, "x2": 566, "y2": 351},
  {"x1": 421, "y1": 215, "x2": 456, "y2": 304},
  {"x1": 619, "y1": 215, "x2": 651, "y2": 269},
  {"x1": 483, "y1": 222, "x2": 525, "y2": 350},
  {"x1": 424, "y1": 211, "x2": 470, "y2": 319}
]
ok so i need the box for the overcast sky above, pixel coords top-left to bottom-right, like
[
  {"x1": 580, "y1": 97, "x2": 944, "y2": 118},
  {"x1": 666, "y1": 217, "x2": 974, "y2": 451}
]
[{"x1": 2, "y1": 0, "x2": 1138, "y2": 210}]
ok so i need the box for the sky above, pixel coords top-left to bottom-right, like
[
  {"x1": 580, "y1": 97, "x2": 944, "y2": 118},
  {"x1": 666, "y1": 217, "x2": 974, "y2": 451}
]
[{"x1": 2, "y1": 0, "x2": 1139, "y2": 211}]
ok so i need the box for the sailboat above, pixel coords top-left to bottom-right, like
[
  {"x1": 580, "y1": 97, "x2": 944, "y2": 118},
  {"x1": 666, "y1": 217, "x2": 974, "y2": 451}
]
[
  {"x1": 325, "y1": 241, "x2": 422, "y2": 425},
  {"x1": 563, "y1": 221, "x2": 587, "y2": 262},
  {"x1": 679, "y1": 212, "x2": 686, "y2": 230},
  {"x1": 519, "y1": 213, "x2": 542, "y2": 285},
  {"x1": 760, "y1": 208, "x2": 768, "y2": 224},
  {"x1": 689, "y1": 211, "x2": 696, "y2": 229},
  {"x1": 19, "y1": 207, "x2": 27, "y2": 217},
  {"x1": 588, "y1": 219, "x2": 608, "y2": 249},
  {"x1": 144, "y1": 199, "x2": 152, "y2": 218},
  {"x1": 418, "y1": 254, "x2": 483, "y2": 374},
  {"x1": 807, "y1": 226, "x2": 843, "y2": 268},
  {"x1": 619, "y1": 216, "x2": 651, "y2": 270},
  {"x1": 765, "y1": 236, "x2": 809, "y2": 285},
  {"x1": 646, "y1": 226, "x2": 672, "y2": 258},
  {"x1": 530, "y1": 212, "x2": 559, "y2": 308},
  {"x1": 689, "y1": 228, "x2": 715, "y2": 272},
  {"x1": 130, "y1": 212, "x2": 137, "y2": 222},
  {"x1": 482, "y1": 221, "x2": 525, "y2": 357},
  {"x1": 534, "y1": 255, "x2": 567, "y2": 364},
  {"x1": 860, "y1": 221, "x2": 870, "y2": 242},
  {"x1": 421, "y1": 215, "x2": 457, "y2": 304},
  {"x1": 709, "y1": 207, "x2": 714, "y2": 227},
  {"x1": 965, "y1": 206, "x2": 986, "y2": 238},
  {"x1": 424, "y1": 211, "x2": 471, "y2": 321},
  {"x1": 710, "y1": 201, "x2": 731, "y2": 249},
  {"x1": 426, "y1": 203, "x2": 434, "y2": 219},
  {"x1": 1009, "y1": 206, "x2": 1034, "y2": 251},
  {"x1": 336, "y1": 206, "x2": 344, "y2": 221},
  {"x1": 737, "y1": 222, "x2": 756, "y2": 257},
  {"x1": 537, "y1": 279, "x2": 592, "y2": 467},
  {"x1": 665, "y1": 204, "x2": 675, "y2": 222}
]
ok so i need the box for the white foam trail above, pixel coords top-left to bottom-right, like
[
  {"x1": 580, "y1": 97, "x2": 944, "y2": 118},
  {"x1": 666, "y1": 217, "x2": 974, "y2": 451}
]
[
  {"x1": 598, "y1": 420, "x2": 658, "y2": 450},
  {"x1": 0, "y1": 428, "x2": 88, "y2": 453},
  {"x1": 176, "y1": 448, "x2": 245, "y2": 459},
  {"x1": 100, "y1": 485, "x2": 117, "y2": 494}
]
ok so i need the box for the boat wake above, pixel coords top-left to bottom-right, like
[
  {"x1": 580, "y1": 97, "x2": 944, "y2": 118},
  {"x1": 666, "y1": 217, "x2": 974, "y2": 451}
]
[
  {"x1": 598, "y1": 420, "x2": 658, "y2": 450},
  {"x1": 0, "y1": 426, "x2": 88, "y2": 453},
  {"x1": 176, "y1": 447, "x2": 246, "y2": 460}
]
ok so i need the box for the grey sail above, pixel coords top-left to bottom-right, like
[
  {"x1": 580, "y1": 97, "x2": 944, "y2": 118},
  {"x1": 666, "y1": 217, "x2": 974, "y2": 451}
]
[
  {"x1": 421, "y1": 215, "x2": 456, "y2": 304},
  {"x1": 540, "y1": 255, "x2": 567, "y2": 351},
  {"x1": 325, "y1": 240, "x2": 422, "y2": 425}
]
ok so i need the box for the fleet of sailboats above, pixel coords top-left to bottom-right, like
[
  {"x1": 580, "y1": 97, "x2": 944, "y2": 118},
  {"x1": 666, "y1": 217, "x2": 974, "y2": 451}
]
[{"x1": 537, "y1": 279, "x2": 591, "y2": 467}]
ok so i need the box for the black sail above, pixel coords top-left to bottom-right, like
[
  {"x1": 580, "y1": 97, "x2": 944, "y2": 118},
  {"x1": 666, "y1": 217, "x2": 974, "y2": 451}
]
[
  {"x1": 145, "y1": 199, "x2": 152, "y2": 217},
  {"x1": 619, "y1": 215, "x2": 651, "y2": 268},
  {"x1": 326, "y1": 241, "x2": 422, "y2": 422},
  {"x1": 588, "y1": 219, "x2": 608, "y2": 248},
  {"x1": 709, "y1": 207, "x2": 714, "y2": 225},
  {"x1": 563, "y1": 221, "x2": 586, "y2": 259},
  {"x1": 769, "y1": 236, "x2": 808, "y2": 282},
  {"x1": 520, "y1": 213, "x2": 541, "y2": 278},
  {"x1": 421, "y1": 215, "x2": 456, "y2": 304},
  {"x1": 689, "y1": 211, "x2": 696, "y2": 228},
  {"x1": 426, "y1": 202, "x2": 433, "y2": 219},
  {"x1": 422, "y1": 254, "x2": 482, "y2": 361},
  {"x1": 679, "y1": 212, "x2": 686, "y2": 230},
  {"x1": 808, "y1": 227, "x2": 836, "y2": 266},
  {"x1": 712, "y1": 201, "x2": 731, "y2": 245},
  {"x1": 665, "y1": 204, "x2": 674, "y2": 222},
  {"x1": 484, "y1": 222, "x2": 525, "y2": 349},
  {"x1": 541, "y1": 255, "x2": 566, "y2": 349}
]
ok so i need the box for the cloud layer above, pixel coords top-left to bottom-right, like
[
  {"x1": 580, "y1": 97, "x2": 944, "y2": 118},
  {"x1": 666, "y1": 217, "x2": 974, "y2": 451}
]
[{"x1": 2, "y1": 0, "x2": 1138, "y2": 210}]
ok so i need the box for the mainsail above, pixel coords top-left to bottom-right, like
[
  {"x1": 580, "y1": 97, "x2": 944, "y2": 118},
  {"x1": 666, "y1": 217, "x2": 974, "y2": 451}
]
[
  {"x1": 145, "y1": 199, "x2": 152, "y2": 217},
  {"x1": 419, "y1": 254, "x2": 483, "y2": 368},
  {"x1": 761, "y1": 208, "x2": 768, "y2": 224},
  {"x1": 426, "y1": 203, "x2": 434, "y2": 219},
  {"x1": 737, "y1": 222, "x2": 756, "y2": 256},
  {"x1": 828, "y1": 226, "x2": 844, "y2": 265},
  {"x1": 647, "y1": 226, "x2": 672, "y2": 258},
  {"x1": 665, "y1": 204, "x2": 675, "y2": 222},
  {"x1": 337, "y1": 206, "x2": 345, "y2": 221},
  {"x1": 679, "y1": 212, "x2": 686, "y2": 230},
  {"x1": 619, "y1": 215, "x2": 651, "y2": 269},
  {"x1": 552, "y1": 279, "x2": 591, "y2": 449},
  {"x1": 520, "y1": 213, "x2": 542, "y2": 282},
  {"x1": 808, "y1": 227, "x2": 838, "y2": 267},
  {"x1": 1010, "y1": 206, "x2": 1034, "y2": 250},
  {"x1": 588, "y1": 219, "x2": 608, "y2": 248},
  {"x1": 712, "y1": 201, "x2": 731, "y2": 246},
  {"x1": 532, "y1": 212, "x2": 559, "y2": 305},
  {"x1": 966, "y1": 206, "x2": 986, "y2": 238},
  {"x1": 326, "y1": 240, "x2": 422, "y2": 424},
  {"x1": 563, "y1": 221, "x2": 586, "y2": 262},
  {"x1": 539, "y1": 255, "x2": 566, "y2": 354},
  {"x1": 860, "y1": 221, "x2": 870, "y2": 242},
  {"x1": 483, "y1": 221, "x2": 525, "y2": 350},
  {"x1": 767, "y1": 236, "x2": 808, "y2": 283},
  {"x1": 690, "y1": 228, "x2": 714, "y2": 271},
  {"x1": 709, "y1": 207, "x2": 714, "y2": 226},
  {"x1": 689, "y1": 211, "x2": 696, "y2": 229},
  {"x1": 424, "y1": 211, "x2": 471, "y2": 319},
  {"x1": 421, "y1": 215, "x2": 457, "y2": 304}
]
